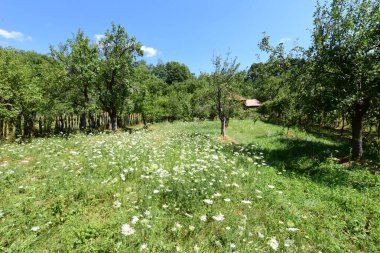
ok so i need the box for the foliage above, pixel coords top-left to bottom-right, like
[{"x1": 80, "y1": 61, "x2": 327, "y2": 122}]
[
  {"x1": 50, "y1": 29, "x2": 99, "y2": 112},
  {"x1": 311, "y1": 0, "x2": 380, "y2": 159},
  {"x1": 152, "y1": 61, "x2": 193, "y2": 85},
  {"x1": 211, "y1": 53, "x2": 241, "y2": 136},
  {"x1": 97, "y1": 23, "x2": 143, "y2": 130}
]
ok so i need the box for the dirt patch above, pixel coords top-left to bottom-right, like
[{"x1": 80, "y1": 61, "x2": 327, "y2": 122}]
[
  {"x1": 0, "y1": 160, "x2": 9, "y2": 167},
  {"x1": 19, "y1": 156, "x2": 35, "y2": 165},
  {"x1": 218, "y1": 135, "x2": 239, "y2": 145}
]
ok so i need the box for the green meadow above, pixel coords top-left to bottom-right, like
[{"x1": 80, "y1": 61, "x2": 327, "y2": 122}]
[{"x1": 1, "y1": 120, "x2": 379, "y2": 252}]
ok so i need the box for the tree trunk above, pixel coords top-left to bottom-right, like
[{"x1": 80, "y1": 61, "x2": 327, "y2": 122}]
[
  {"x1": 351, "y1": 98, "x2": 371, "y2": 160},
  {"x1": 377, "y1": 118, "x2": 380, "y2": 138},
  {"x1": 80, "y1": 112, "x2": 86, "y2": 131},
  {"x1": 220, "y1": 117, "x2": 226, "y2": 137},
  {"x1": 351, "y1": 113, "x2": 364, "y2": 160},
  {"x1": 38, "y1": 117, "x2": 43, "y2": 136},
  {"x1": 15, "y1": 113, "x2": 22, "y2": 137},
  {"x1": 142, "y1": 112, "x2": 147, "y2": 127},
  {"x1": 110, "y1": 111, "x2": 118, "y2": 131}
]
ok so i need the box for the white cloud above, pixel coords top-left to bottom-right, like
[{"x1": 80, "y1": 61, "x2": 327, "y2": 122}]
[
  {"x1": 0, "y1": 28, "x2": 31, "y2": 41},
  {"x1": 94, "y1": 34, "x2": 105, "y2": 42},
  {"x1": 279, "y1": 37, "x2": 292, "y2": 44},
  {"x1": 141, "y1": 45, "x2": 157, "y2": 58}
]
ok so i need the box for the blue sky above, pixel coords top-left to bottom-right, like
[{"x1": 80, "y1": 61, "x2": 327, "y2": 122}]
[{"x1": 0, "y1": 0, "x2": 316, "y2": 74}]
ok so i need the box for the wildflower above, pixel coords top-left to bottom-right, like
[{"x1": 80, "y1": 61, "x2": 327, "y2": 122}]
[
  {"x1": 269, "y1": 238, "x2": 279, "y2": 251},
  {"x1": 224, "y1": 198, "x2": 231, "y2": 202},
  {"x1": 241, "y1": 200, "x2": 252, "y2": 204},
  {"x1": 287, "y1": 227, "x2": 300, "y2": 232},
  {"x1": 230, "y1": 243, "x2": 236, "y2": 248},
  {"x1": 203, "y1": 199, "x2": 213, "y2": 205},
  {"x1": 189, "y1": 225, "x2": 195, "y2": 231},
  {"x1": 121, "y1": 223, "x2": 136, "y2": 236},
  {"x1": 31, "y1": 226, "x2": 40, "y2": 232},
  {"x1": 258, "y1": 232, "x2": 264, "y2": 238},
  {"x1": 140, "y1": 243, "x2": 148, "y2": 251},
  {"x1": 284, "y1": 239, "x2": 294, "y2": 247},
  {"x1": 153, "y1": 189, "x2": 160, "y2": 194},
  {"x1": 194, "y1": 244, "x2": 200, "y2": 252},
  {"x1": 131, "y1": 216, "x2": 139, "y2": 224},
  {"x1": 213, "y1": 192, "x2": 222, "y2": 198},
  {"x1": 120, "y1": 174, "x2": 126, "y2": 181},
  {"x1": 267, "y1": 185, "x2": 275, "y2": 189},
  {"x1": 113, "y1": 200, "x2": 122, "y2": 208},
  {"x1": 176, "y1": 245, "x2": 181, "y2": 252},
  {"x1": 212, "y1": 213, "x2": 225, "y2": 221},
  {"x1": 200, "y1": 215, "x2": 207, "y2": 221}
]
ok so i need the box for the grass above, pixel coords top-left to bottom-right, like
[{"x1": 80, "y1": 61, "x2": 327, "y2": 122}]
[{"x1": 0, "y1": 120, "x2": 379, "y2": 252}]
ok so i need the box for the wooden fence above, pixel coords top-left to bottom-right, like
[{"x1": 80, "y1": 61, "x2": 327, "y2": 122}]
[{"x1": 0, "y1": 112, "x2": 141, "y2": 141}]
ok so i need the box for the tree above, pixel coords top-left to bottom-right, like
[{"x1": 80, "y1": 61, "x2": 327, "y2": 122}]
[
  {"x1": 0, "y1": 48, "x2": 50, "y2": 138},
  {"x1": 50, "y1": 29, "x2": 99, "y2": 130},
  {"x1": 152, "y1": 61, "x2": 192, "y2": 85},
  {"x1": 97, "y1": 23, "x2": 143, "y2": 131},
  {"x1": 211, "y1": 53, "x2": 240, "y2": 137},
  {"x1": 131, "y1": 61, "x2": 167, "y2": 126},
  {"x1": 312, "y1": 0, "x2": 380, "y2": 160}
]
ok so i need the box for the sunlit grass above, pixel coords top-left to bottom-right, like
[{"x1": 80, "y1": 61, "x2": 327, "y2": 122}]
[{"x1": 0, "y1": 120, "x2": 379, "y2": 252}]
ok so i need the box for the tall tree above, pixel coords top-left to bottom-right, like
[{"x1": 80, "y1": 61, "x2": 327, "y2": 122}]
[
  {"x1": 50, "y1": 29, "x2": 99, "y2": 130},
  {"x1": 97, "y1": 23, "x2": 143, "y2": 131},
  {"x1": 152, "y1": 61, "x2": 192, "y2": 85},
  {"x1": 312, "y1": 0, "x2": 380, "y2": 160},
  {"x1": 211, "y1": 53, "x2": 240, "y2": 137}
]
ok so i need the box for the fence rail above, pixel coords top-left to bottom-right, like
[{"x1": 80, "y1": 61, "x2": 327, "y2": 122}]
[{"x1": 0, "y1": 112, "x2": 141, "y2": 141}]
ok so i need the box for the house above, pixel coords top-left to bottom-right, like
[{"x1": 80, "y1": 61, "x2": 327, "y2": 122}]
[
  {"x1": 236, "y1": 96, "x2": 261, "y2": 109},
  {"x1": 243, "y1": 98, "x2": 262, "y2": 109}
]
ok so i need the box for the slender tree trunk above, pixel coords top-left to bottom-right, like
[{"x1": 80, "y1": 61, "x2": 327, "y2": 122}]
[
  {"x1": 15, "y1": 113, "x2": 22, "y2": 137},
  {"x1": 377, "y1": 118, "x2": 380, "y2": 138},
  {"x1": 351, "y1": 113, "x2": 364, "y2": 160},
  {"x1": 351, "y1": 98, "x2": 371, "y2": 160},
  {"x1": 220, "y1": 116, "x2": 226, "y2": 137},
  {"x1": 38, "y1": 117, "x2": 43, "y2": 136}
]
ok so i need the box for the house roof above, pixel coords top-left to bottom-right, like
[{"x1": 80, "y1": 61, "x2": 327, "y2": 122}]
[{"x1": 244, "y1": 99, "x2": 261, "y2": 107}]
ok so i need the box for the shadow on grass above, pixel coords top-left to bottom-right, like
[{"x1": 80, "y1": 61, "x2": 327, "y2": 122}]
[
  {"x1": 262, "y1": 118, "x2": 352, "y2": 143},
  {"x1": 224, "y1": 138, "x2": 378, "y2": 190}
]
